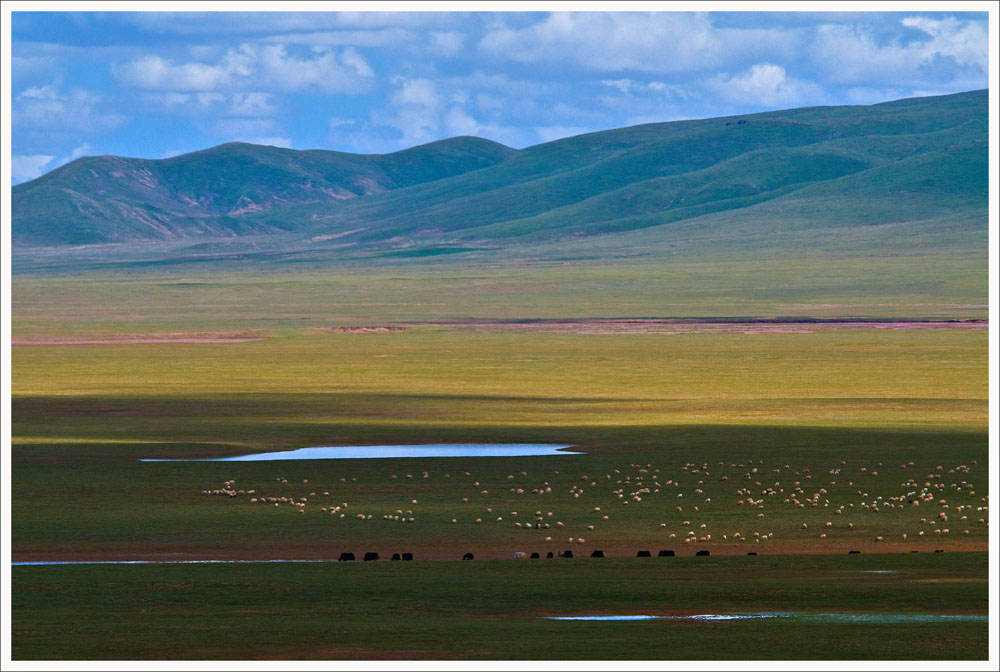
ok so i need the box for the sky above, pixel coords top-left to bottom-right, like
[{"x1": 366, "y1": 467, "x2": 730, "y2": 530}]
[{"x1": 5, "y1": 3, "x2": 994, "y2": 184}]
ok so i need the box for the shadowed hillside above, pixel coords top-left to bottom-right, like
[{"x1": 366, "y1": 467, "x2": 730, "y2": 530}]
[
  {"x1": 12, "y1": 137, "x2": 519, "y2": 245},
  {"x1": 12, "y1": 90, "x2": 987, "y2": 265}
]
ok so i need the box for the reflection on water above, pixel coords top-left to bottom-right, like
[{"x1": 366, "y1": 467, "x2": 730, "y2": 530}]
[
  {"x1": 547, "y1": 615, "x2": 659, "y2": 621},
  {"x1": 140, "y1": 443, "x2": 581, "y2": 462},
  {"x1": 544, "y1": 612, "x2": 988, "y2": 623}
]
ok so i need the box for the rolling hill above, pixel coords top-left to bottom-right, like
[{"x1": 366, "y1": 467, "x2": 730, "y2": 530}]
[
  {"x1": 12, "y1": 90, "x2": 988, "y2": 263},
  {"x1": 11, "y1": 136, "x2": 519, "y2": 246}
]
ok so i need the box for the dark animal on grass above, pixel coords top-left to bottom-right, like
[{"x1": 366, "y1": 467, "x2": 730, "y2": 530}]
[
  {"x1": 591, "y1": 550, "x2": 605, "y2": 558},
  {"x1": 695, "y1": 550, "x2": 710, "y2": 557},
  {"x1": 658, "y1": 550, "x2": 675, "y2": 557},
  {"x1": 364, "y1": 552, "x2": 379, "y2": 562},
  {"x1": 338, "y1": 552, "x2": 355, "y2": 562},
  {"x1": 463, "y1": 552, "x2": 474, "y2": 560},
  {"x1": 391, "y1": 553, "x2": 401, "y2": 561},
  {"x1": 636, "y1": 550, "x2": 651, "y2": 557},
  {"x1": 402, "y1": 552, "x2": 413, "y2": 561}
]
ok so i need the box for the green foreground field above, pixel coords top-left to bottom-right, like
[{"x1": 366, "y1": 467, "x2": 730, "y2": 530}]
[
  {"x1": 9, "y1": 261, "x2": 990, "y2": 660},
  {"x1": 11, "y1": 553, "x2": 988, "y2": 660}
]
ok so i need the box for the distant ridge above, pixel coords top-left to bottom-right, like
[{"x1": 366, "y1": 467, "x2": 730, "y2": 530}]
[
  {"x1": 12, "y1": 136, "x2": 519, "y2": 245},
  {"x1": 12, "y1": 90, "x2": 987, "y2": 260}
]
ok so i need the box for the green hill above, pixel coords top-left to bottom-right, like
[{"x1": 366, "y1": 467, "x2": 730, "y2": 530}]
[
  {"x1": 12, "y1": 90, "x2": 987, "y2": 261},
  {"x1": 11, "y1": 136, "x2": 519, "y2": 245}
]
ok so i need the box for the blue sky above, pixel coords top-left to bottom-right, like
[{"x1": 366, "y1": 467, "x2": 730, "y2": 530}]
[{"x1": 7, "y1": 5, "x2": 992, "y2": 184}]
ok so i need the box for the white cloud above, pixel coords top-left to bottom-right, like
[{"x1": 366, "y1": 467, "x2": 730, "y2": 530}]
[
  {"x1": 602, "y1": 79, "x2": 634, "y2": 95},
  {"x1": 114, "y1": 44, "x2": 374, "y2": 94},
  {"x1": 122, "y1": 11, "x2": 448, "y2": 35},
  {"x1": 428, "y1": 31, "x2": 465, "y2": 57},
  {"x1": 811, "y1": 16, "x2": 988, "y2": 87},
  {"x1": 328, "y1": 117, "x2": 356, "y2": 129},
  {"x1": 197, "y1": 92, "x2": 227, "y2": 107},
  {"x1": 372, "y1": 76, "x2": 527, "y2": 149},
  {"x1": 707, "y1": 63, "x2": 820, "y2": 107},
  {"x1": 11, "y1": 55, "x2": 59, "y2": 82},
  {"x1": 901, "y1": 16, "x2": 989, "y2": 72},
  {"x1": 12, "y1": 154, "x2": 55, "y2": 182},
  {"x1": 19, "y1": 84, "x2": 60, "y2": 100},
  {"x1": 261, "y1": 29, "x2": 415, "y2": 48},
  {"x1": 601, "y1": 79, "x2": 690, "y2": 98},
  {"x1": 258, "y1": 45, "x2": 372, "y2": 93},
  {"x1": 13, "y1": 85, "x2": 126, "y2": 133},
  {"x1": 391, "y1": 78, "x2": 440, "y2": 109},
  {"x1": 480, "y1": 12, "x2": 725, "y2": 73},
  {"x1": 59, "y1": 143, "x2": 92, "y2": 165},
  {"x1": 229, "y1": 92, "x2": 276, "y2": 116},
  {"x1": 115, "y1": 54, "x2": 233, "y2": 91}
]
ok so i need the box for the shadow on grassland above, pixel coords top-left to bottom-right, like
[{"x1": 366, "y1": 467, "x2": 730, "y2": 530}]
[{"x1": 11, "y1": 390, "x2": 986, "y2": 466}]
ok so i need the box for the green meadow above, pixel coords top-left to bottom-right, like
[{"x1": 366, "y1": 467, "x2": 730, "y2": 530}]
[
  {"x1": 9, "y1": 260, "x2": 989, "y2": 660},
  {"x1": 12, "y1": 553, "x2": 989, "y2": 660}
]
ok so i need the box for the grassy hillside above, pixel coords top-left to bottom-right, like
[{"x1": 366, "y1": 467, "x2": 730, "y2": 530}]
[
  {"x1": 255, "y1": 90, "x2": 987, "y2": 249},
  {"x1": 11, "y1": 90, "x2": 987, "y2": 261},
  {"x1": 11, "y1": 136, "x2": 519, "y2": 245}
]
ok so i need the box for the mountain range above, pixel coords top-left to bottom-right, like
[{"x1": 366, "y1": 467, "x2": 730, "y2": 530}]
[{"x1": 12, "y1": 89, "x2": 988, "y2": 263}]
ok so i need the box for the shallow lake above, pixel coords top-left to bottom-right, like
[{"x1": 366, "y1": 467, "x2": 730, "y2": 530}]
[
  {"x1": 140, "y1": 443, "x2": 581, "y2": 462},
  {"x1": 545, "y1": 612, "x2": 988, "y2": 623}
]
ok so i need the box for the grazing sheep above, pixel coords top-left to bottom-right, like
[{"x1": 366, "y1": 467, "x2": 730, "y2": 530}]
[{"x1": 514, "y1": 552, "x2": 526, "y2": 559}]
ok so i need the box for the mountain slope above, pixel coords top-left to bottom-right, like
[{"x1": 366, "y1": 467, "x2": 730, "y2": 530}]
[
  {"x1": 272, "y1": 90, "x2": 985, "y2": 248},
  {"x1": 12, "y1": 136, "x2": 519, "y2": 245},
  {"x1": 11, "y1": 90, "x2": 987, "y2": 258}
]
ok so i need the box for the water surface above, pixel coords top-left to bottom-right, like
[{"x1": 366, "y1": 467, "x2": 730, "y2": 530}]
[
  {"x1": 544, "y1": 612, "x2": 987, "y2": 623},
  {"x1": 140, "y1": 443, "x2": 581, "y2": 462}
]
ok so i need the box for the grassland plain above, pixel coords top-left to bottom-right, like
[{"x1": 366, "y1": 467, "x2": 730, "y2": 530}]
[
  {"x1": 12, "y1": 326, "x2": 987, "y2": 560},
  {"x1": 11, "y1": 554, "x2": 989, "y2": 660},
  {"x1": 9, "y1": 262, "x2": 989, "y2": 660},
  {"x1": 10, "y1": 253, "x2": 988, "y2": 337}
]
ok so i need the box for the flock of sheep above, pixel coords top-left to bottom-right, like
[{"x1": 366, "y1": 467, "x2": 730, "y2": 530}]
[{"x1": 200, "y1": 457, "x2": 988, "y2": 556}]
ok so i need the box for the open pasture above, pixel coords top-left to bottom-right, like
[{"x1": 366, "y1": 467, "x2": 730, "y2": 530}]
[
  {"x1": 11, "y1": 552, "x2": 989, "y2": 660},
  {"x1": 9, "y1": 266, "x2": 989, "y2": 660},
  {"x1": 11, "y1": 327, "x2": 987, "y2": 561}
]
